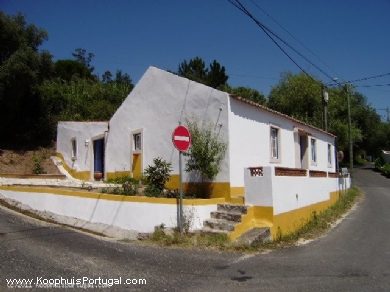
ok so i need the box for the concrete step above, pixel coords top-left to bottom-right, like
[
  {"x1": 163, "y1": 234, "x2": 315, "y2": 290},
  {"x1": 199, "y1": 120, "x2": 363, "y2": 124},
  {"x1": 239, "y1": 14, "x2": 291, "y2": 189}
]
[
  {"x1": 211, "y1": 210, "x2": 242, "y2": 222},
  {"x1": 235, "y1": 227, "x2": 271, "y2": 245},
  {"x1": 217, "y1": 203, "x2": 248, "y2": 214},
  {"x1": 203, "y1": 218, "x2": 236, "y2": 232},
  {"x1": 201, "y1": 227, "x2": 230, "y2": 235}
]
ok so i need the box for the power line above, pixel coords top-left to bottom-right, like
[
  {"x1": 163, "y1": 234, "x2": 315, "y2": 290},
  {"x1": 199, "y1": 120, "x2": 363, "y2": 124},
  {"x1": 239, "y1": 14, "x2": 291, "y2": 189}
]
[
  {"x1": 356, "y1": 83, "x2": 390, "y2": 88},
  {"x1": 249, "y1": 0, "x2": 345, "y2": 83},
  {"x1": 228, "y1": 0, "x2": 336, "y2": 86},
  {"x1": 347, "y1": 72, "x2": 390, "y2": 83}
]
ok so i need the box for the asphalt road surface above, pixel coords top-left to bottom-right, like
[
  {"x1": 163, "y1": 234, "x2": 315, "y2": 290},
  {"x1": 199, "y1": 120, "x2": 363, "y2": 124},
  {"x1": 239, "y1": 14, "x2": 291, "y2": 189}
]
[{"x1": 1, "y1": 165, "x2": 389, "y2": 291}]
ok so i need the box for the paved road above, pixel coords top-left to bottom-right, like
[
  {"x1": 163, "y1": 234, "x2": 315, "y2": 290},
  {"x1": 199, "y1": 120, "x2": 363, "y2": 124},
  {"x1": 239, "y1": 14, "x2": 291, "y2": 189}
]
[{"x1": 1, "y1": 165, "x2": 389, "y2": 291}]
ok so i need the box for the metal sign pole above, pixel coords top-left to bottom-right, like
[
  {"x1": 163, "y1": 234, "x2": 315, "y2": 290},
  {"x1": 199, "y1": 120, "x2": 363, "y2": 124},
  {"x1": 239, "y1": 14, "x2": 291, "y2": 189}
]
[
  {"x1": 172, "y1": 123, "x2": 190, "y2": 235},
  {"x1": 179, "y1": 150, "x2": 183, "y2": 234}
]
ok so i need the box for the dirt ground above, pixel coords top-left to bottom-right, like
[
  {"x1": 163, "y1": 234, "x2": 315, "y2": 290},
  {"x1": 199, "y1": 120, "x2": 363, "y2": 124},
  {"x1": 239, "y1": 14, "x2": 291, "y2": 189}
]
[{"x1": 0, "y1": 147, "x2": 61, "y2": 174}]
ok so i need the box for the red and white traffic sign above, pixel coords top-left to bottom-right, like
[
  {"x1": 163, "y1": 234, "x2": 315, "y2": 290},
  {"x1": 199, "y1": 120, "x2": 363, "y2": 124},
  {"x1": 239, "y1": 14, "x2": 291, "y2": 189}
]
[{"x1": 172, "y1": 126, "x2": 191, "y2": 152}]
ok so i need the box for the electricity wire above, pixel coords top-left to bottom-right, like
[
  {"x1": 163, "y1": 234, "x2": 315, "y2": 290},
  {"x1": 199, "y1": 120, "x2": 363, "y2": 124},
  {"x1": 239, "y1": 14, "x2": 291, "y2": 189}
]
[
  {"x1": 347, "y1": 72, "x2": 390, "y2": 84},
  {"x1": 249, "y1": 0, "x2": 345, "y2": 83},
  {"x1": 228, "y1": 0, "x2": 341, "y2": 86}
]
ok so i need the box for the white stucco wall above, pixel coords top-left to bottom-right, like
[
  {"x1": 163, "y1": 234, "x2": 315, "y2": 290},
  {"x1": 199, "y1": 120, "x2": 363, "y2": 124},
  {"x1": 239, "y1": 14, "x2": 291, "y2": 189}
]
[
  {"x1": 57, "y1": 122, "x2": 108, "y2": 175},
  {"x1": 245, "y1": 166, "x2": 351, "y2": 215},
  {"x1": 228, "y1": 98, "x2": 336, "y2": 188},
  {"x1": 244, "y1": 167, "x2": 273, "y2": 207},
  {"x1": 271, "y1": 175, "x2": 336, "y2": 215},
  {"x1": 0, "y1": 189, "x2": 219, "y2": 233},
  {"x1": 106, "y1": 66, "x2": 230, "y2": 183}
]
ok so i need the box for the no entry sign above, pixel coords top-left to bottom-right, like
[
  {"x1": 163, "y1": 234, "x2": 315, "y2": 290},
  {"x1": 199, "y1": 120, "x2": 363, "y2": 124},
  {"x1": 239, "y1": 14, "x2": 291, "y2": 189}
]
[{"x1": 172, "y1": 125, "x2": 191, "y2": 151}]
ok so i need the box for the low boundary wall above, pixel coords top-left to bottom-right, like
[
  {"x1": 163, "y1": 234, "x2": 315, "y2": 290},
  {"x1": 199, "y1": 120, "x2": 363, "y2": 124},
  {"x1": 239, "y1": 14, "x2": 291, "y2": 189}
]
[
  {"x1": 245, "y1": 166, "x2": 351, "y2": 238},
  {"x1": 0, "y1": 186, "x2": 224, "y2": 234}
]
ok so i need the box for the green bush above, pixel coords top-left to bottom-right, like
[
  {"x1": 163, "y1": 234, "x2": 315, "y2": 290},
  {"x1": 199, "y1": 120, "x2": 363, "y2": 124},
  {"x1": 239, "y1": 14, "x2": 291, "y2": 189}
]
[
  {"x1": 144, "y1": 184, "x2": 163, "y2": 197},
  {"x1": 382, "y1": 164, "x2": 390, "y2": 177},
  {"x1": 375, "y1": 157, "x2": 384, "y2": 170},
  {"x1": 100, "y1": 184, "x2": 138, "y2": 196},
  {"x1": 32, "y1": 153, "x2": 44, "y2": 174},
  {"x1": 144, "y1": 158, "x2": 172, "y2": 192},
  {"x1": 105, "y1": 175, "x2": 140, "y2": 185},
  {"x1": 355, "y1": 157, "x2": 367, "y2": 166}
]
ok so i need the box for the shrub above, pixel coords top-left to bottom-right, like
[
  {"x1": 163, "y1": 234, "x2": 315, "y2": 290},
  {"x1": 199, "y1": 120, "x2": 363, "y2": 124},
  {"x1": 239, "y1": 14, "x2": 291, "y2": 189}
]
[
  {"x1": 382, "y1": 164, "x2": 390, "y2": 178},
  {"x1": 355, "y1": 157, "x2": 367, "y2": 166},
  {"x1": 144, "y1": 157, "x2": 172, "y2": 192},
  {"x1": 100, "y1": 184, "x2": 138, "y2": 196},
  {"x1": 184, "y1": 116, "x2": 227, "y2": 198},
  {"x1": 375, "y1": 157, "x2": 384, "y2": 170},
  {"x1": 32, "y1": 153, "x2": 44, "y2": 174},
  {"x1": 144, "y1": 184, "x2": 163, "y2": 197},
  {"x1": 105, "y1": 175, "x2": 140, "y2": 185}
]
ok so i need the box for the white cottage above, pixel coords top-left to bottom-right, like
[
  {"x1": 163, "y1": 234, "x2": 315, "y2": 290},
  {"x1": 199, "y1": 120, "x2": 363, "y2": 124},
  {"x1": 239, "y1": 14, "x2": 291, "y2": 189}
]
[
  {"x1": 57, "y1": 66, "x2": 338, "y2": 200},
  {"x1": 54, "y1": 66, "x2": 352, "y2": 238}
]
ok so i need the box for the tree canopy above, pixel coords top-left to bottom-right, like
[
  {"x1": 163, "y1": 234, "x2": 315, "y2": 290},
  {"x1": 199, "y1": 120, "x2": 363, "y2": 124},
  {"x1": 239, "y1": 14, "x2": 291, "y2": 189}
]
[
  {"x1": 177, "y1": 57, "x2": 229, "y2": 89},
  {"x1": 1, "y1": 11, "x2": 388, "y2": 160},
  {"x1": 220, "y1": 84, "x2": 267, "y2": 105},
  {"x1": 0, "y1": 12, "x2": 134, "y2": 148},
  {"x1": 268, "y1": 71, "x2": 389, "y2": 157},
  {"x1": 0, "y1": 11, "x2": 54, "y2": 147}
]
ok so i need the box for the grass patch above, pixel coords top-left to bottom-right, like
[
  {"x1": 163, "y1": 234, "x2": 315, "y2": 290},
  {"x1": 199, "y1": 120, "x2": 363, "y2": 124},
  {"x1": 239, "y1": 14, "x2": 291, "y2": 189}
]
[{"x1": 144, "y1": 229, "x2": 263, "y2": 252}]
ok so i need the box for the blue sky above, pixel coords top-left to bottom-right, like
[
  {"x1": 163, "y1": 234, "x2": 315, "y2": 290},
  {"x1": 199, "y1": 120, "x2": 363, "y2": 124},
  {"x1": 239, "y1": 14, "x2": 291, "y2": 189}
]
[{"x1": 2, "y1": 0, "x2": 390, "y2": 120}]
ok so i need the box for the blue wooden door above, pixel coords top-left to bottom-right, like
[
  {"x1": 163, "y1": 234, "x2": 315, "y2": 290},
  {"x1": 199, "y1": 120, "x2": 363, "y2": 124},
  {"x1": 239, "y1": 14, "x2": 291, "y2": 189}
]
[{"x1": 94, "y1": 139, "x2": 104, "y2": 173}]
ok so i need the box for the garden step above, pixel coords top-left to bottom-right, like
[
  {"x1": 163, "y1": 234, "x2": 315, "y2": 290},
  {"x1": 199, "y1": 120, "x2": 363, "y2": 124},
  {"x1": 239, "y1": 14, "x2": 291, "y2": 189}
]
[
  {"x1": 203, "y1": 218, "x2": 236, "y2": 232},
  {"x1": 217, "y1": 203, "x2": 248, "y2": 214},
  {"x1": 201, "y1": 227, "x2": 230, "y2": 235},
  {"x1": 210, "y1": 210, "x2": 242, "y2": 222},
  {"x1": 235, "y1": 227, "x2": 271, "y2": 246}
]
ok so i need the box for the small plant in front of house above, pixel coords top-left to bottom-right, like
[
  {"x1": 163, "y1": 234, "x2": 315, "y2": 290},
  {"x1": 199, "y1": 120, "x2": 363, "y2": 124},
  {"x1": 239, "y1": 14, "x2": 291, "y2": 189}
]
[
  {"x1": 122, "y1": 182, "x2": 138, "y2": 196},
  {"x1": 162, "y1": 189, "x2": 195, "y2": 199},
  {"x1": 181, "y1": 206, "x2": 196, "y2": 234},
  {"x1": 32, "y1": 152, "x2": 44, "y2": 174},
  {"x1": 183, "y1": 115, "x2": 227, "y2": 198},
  {"x1": 106, "y1": 175, "x2": 140, "y2": 186},
  {"x1": 144, "y1": 157, "x2": 173, "y2": 196},
  {"x1": 144, "y1": 184, "x2": 163, "y2": 197},
  {"x1": 101, "y1": 185, "x2": 137, "y2": 196}
]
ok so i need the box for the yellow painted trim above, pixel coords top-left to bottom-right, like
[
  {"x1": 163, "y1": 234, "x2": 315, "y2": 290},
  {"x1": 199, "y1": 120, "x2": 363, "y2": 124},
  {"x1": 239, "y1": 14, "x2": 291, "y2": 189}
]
[
  {"x1": 166, "y1": 175, "x2": 231, "y2": 199},
  {"x1": 228, "y1": 190, "x2": 349, "y2": 241},
  {"x1": 105, "y1": 171, "x2": 132, "y2": 180},
  {"x1": 252, "y1": 206, "x2": 274, "y2": 225},
  {"x1": 56, "y1": 152, "x2": 90, "y2": 181},
  {"x1": 57, "y1": 153, "x2": 132, "y2": 182},
  {"x1": 228, "y1": 206, "x2": 274, "y2": 241},
  {"x1": 230, "y1": 187, "x2": 244, "y2": 197},
  {"x1": 132, "y1": 153, "x2": 142, "y2": 179},
  {"x1": 270, "y1": 190, "x2": 344, "y2": 239},
  {"x1": 0, "y1": 186, "x2": 226, "y2": 206},
  {"x1": 227, "y1": 197, "x2": 244, "y2": 205}
]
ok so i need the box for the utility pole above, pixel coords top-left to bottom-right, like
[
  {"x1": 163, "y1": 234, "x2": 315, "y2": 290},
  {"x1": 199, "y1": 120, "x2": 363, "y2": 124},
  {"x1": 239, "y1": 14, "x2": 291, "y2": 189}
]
[
  {"x1": 388, "y1": 107, "x2": 390, "y2": 123},
  {"x1": 321, "y1": 78, "x2": 337, "y2": 132},
  {"x1": 322, "y1": 85, "x2": 329, "y2": 132},
  {"x1": 378, "y1": 107, "x2": 389, "y2": 122},
  {"x1": 345, "y1": 84, "x2": 353, "y2": 185}
]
